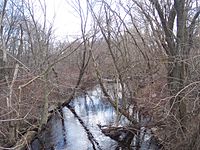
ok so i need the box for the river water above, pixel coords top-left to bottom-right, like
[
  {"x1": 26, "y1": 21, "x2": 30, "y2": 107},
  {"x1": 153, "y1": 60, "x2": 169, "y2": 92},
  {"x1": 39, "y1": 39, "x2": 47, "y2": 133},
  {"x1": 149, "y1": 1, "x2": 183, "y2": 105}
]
[{"x1": 31, "y1": 86, "x2": 159, "y2": 150}]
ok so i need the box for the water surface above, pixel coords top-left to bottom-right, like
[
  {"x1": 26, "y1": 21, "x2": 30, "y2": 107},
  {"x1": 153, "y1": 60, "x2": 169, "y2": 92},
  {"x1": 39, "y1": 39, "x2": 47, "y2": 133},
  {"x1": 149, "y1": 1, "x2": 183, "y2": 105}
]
[{"x1": 31, "y1": 86, "x2": 159, "y2": 150}]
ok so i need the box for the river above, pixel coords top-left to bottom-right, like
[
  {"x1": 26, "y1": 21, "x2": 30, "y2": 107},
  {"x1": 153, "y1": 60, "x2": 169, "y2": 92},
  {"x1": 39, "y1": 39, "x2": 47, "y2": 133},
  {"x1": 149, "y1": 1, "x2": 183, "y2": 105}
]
[{"x1": 31, "y1": 86, "x2": 159, "y2": 150}]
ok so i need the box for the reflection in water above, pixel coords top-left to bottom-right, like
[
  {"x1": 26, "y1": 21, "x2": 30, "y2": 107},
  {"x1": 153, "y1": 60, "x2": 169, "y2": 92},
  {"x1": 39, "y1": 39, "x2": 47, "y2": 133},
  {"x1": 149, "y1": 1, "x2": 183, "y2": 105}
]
[
  {"x1": 62, "y1": 86, "x2": 118, "y2": 150},
  {"x1": 63, "y1": 109, "x2": 93, "y2": 150},
  {"x1": 32, "y1": 86, "x2": 158, "y2": 150}
]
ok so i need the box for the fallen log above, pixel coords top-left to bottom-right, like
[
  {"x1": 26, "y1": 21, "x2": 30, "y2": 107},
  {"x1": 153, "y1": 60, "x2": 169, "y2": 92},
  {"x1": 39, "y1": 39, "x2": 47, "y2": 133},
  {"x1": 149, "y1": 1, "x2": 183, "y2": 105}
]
[{"x1": 97, "y1": 124, "x2": 136, "y2": 147}]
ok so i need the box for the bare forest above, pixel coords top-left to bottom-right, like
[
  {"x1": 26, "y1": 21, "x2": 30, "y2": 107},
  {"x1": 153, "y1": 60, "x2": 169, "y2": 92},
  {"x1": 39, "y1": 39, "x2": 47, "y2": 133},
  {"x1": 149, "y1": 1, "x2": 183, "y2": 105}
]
[{"x1": 1, "y1": 0, "x2": 200, "y2": 149}]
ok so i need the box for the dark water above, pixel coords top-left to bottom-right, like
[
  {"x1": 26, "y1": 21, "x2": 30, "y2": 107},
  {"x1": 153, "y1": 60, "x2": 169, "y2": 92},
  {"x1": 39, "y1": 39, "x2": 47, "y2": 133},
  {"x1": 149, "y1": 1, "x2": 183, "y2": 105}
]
[{"x1": 31, "y1": 86, "x2": 159, "y2": 150}]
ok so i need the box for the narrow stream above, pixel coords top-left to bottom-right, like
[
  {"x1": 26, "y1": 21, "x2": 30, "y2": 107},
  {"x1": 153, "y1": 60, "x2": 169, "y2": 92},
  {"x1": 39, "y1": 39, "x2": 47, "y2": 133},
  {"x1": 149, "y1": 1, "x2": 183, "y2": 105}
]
[{"x1": 31, "y1": 86, "x2": 159, "y2": 150}]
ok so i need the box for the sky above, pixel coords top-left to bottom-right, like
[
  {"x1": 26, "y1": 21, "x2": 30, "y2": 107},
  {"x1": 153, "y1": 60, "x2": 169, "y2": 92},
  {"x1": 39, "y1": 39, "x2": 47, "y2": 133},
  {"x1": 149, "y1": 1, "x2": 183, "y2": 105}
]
[
  {"x1": 40, "y1": 0, "x2": 83, "y2": 41},
  {"x1": 34, "y1": 0, "x2": 127, "y2": 42}
]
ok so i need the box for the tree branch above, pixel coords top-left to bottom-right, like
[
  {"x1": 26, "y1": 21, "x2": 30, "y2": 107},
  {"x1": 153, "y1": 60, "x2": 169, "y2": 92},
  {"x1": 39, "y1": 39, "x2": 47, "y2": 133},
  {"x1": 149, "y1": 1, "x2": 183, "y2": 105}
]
[
  {"x1": 189, "y1": 7, "x2": 200, "y2": 35},
  {"x1": 188, "y1": 7, "x2": 200, "y2": 52},
  {"x1": 149, "y1": 0, "x2": 175, "y2": 55},
  {"x1": 167, "y1": 6, "x2": 176, "y2": 31}
]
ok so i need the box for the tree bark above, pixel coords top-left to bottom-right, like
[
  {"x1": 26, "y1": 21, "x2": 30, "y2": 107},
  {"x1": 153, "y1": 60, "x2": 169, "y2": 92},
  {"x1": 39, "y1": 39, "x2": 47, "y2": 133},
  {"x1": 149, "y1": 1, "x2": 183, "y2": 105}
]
[
  {"x1": 39, "y1": 73, "x2": 49, "y2": 130},
  {"x1": 0, "y1": 0, "x2": 8, "y2": 81}
]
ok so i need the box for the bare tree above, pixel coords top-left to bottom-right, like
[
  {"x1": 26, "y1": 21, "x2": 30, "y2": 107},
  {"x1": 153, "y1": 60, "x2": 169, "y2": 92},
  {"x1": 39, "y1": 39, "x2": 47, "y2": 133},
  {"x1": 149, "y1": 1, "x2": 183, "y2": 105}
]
[
  {"x1": 85, "y1": 0, "x2": 200, "y2": 149},
  {"x1": 0, "y1": 0, "x2": 8, "y2": 80}
]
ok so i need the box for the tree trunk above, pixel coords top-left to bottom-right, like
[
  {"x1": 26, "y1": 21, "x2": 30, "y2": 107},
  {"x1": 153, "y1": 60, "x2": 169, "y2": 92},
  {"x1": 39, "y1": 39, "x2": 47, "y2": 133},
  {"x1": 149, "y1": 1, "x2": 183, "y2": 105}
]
[
  {"x1": 40, "y1": 73, "x2": 49, "y2": 130},
  {"x1": 0, "y1": 0, "x2": 8, "y2": 81},
  {"x1": 0, "y1": 50, "x2": 6, "y2": 80},
  {"x1": 168, "y1": 56, "x2": 187, "y2": 131}
]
